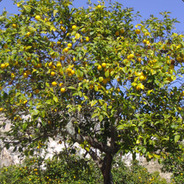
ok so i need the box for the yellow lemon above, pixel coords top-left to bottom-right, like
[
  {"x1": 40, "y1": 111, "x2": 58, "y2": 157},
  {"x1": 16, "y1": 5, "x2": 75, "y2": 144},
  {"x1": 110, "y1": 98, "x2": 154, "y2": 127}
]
[
  {"x1": 51, "y1": 71, "x2": 55, "y2": 76},
  {"x1": 73, "y1": 57, "x2": 76, "y2": 62},
  {"x1": 60, "y1": 87, "x2": 66, "y2": 93},
  {"x1": 137, "y1": 57, "x2": 141, "y2": 62},
  {"x1": 72, "y1": 25, "x2": 77, "y2": 30},
  {"x1": 136, "y1": 83, "x2": 144, "y2": 90},
  {"x1": 71, "y1": 70, "x2": 75, "y2": 75},
  {"x1": 52, "y1": 81, "x2": 57, "y2": 86},
  {"x1": 25, "y1": 32, "x2": 31, "y2": 37},
  {"x1": 97, "y1": 5, "x2": 102, "y2": 9},
  {"x1": 97, "y1": 65, "x2": 102, "y2": 70},
  {"x1": 67, "y1": 43, "x2": 72, "y2": 48},
  {"x1": 135, "y1": 29, "x2": 140, "y2": 34},
  {"x1": 102, "y1": 63, "x2": 107, "y2": 68},
  {"x1": 99, "y1": 77, "x2": 103, "y2": 82},
  {"x1": 127, "y1": 54, "x2": 134, "y2": 60},
  {"x1": 35, "y1": 15, "x2": 41, "y2": 21},
  {"x1": 86, "y1": 37, "x2": 90, "y2": 42},
  {"x1": 143, "y1": 39, "x2": 147, "y2": 44},
  {"x1": 1, "y1": 63, "x2": 6, "y2": 69},
  {"x1": 12, "y1": 24, "x2": 17, "y2": 28},
  {"x1": 56, "y1": 62, "x2": 62, "y2": 68},
  {"x1": 23, "y1": 72, "x2": 28, "y2": 78},
  {"x1": 11, "y1": 73, "x2": 15, "y2": 78},
  {"x1": 139, "y1": 74, "x2": 146, "y2": 81},
  {"x1": 63, "y1": 47, "x2": 69, "y2": 53},
  {"x1": 60, "y1": 26, "x2": 66, "y2": 32},
  {"x1": 75, "y1": 33, "x2": 80, "y2": 39}
]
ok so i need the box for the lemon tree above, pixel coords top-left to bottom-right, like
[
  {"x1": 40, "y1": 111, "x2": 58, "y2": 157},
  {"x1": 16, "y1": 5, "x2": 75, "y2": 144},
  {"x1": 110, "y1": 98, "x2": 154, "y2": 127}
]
[{"x1": 0, "y1": 0, "x2": 184, "y2": 183}]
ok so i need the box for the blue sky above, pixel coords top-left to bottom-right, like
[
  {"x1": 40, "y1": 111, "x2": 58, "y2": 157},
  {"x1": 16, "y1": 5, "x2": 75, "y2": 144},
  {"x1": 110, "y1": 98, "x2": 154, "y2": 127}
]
[{"x1": 0, "y1": 0, "x2": 184, "y2": 32}]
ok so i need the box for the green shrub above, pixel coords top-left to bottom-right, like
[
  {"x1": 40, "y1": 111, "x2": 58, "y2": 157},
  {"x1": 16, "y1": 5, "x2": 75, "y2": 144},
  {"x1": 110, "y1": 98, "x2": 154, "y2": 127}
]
[
  {"x1": 161, "y1": 152, "x2": 184, "y2": 184},
  {"x1": 0, "y1": 155, "x2": 170, "y2": 184},
  {"x1": 112, "y1": 159, "x2": 168, "y2": 184}
]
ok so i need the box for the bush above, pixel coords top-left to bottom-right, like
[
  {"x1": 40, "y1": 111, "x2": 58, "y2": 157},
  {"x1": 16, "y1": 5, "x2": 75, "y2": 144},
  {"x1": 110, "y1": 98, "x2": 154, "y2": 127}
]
[
  {"x1": 112, "y1": 159, "x2": 167, "y2": 184},
  {"x1": 161, "y1": 152, "x2": 184, "y2": 184},
  {"x1": 0, "y1": 154, "x2": 171, "y2": 184}
]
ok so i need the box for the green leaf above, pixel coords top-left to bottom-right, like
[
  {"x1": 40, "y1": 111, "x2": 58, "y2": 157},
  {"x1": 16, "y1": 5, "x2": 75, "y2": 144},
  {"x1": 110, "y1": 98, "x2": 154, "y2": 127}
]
[
  {"x1": 117, "y1": 124, "x2": 125, "y2": 130},
  {"x1": 91, "y1": 113, "x2": 99, "y2": 119},
  {"x1": 53, "y1": 96, "x2": 58, "y2": 103},
  {"x1": 46, "y1": 100, "x2": 52, "y2": 105},
  {"x1": 68, "y1": 86, "x2": 76, "y2": 90},
  {"x1": 22, "y1": 123, "x2": 27, "y2": 131},
  {"x1": 32, "y1": 109, "x2": 39, "y2": 116},
  {"x1": 105, "y1": 70, "x2": 109, "y2": 78},
  {"x1": 53, "y1": 10, "x2": 58, "y2": 17},
  {"x1": 91, "y1": 100, "x2": 97, "y2": 107},
  {"x1": 99, "y1": 115, "x2": 103, "y2": 122},
  {"x1": 174, "y1": 134, "x2": 180, "y2": 143}
]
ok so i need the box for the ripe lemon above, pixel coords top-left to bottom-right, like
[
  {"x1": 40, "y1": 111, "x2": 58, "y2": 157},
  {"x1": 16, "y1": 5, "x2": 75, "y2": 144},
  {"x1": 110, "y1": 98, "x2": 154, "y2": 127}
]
[
  {"x1": 139, "y1": 75, "x2": 146, "y2": 81},
  {"x1": 35, "y1": 15, "x2": 41, "y2": 21},
  {"x1": 56, "y1": 62, "x2": 62, "y2": 68},
  {"x1": 97, "y1": 65, "x2": 102, "y2": 70},
  {"x1": 72, "y1": 25, "x2": 77, "y2": 30},
  {"x1": 23, "y1": 72, "x2": 28, "y2": 78},
  {"x1": 143, "y1": 39, "x2": 147, "y2": 44},
  {"x1": 51, "y1": 71, "x2": 55, "y2": 76},
  {"x1": 102, "y1": 63, "x2": 107, "y2": 68},
  {"x1": 97, "y1": 5, "x2": 102, "y2": 9},
  {"x1": 67, "y1": 43, "x2": 72, "y2": 48},
  {"x1": 136, "y1": 83, "x2": 144, "y2": 90},
  {"x1": 127, "y1": 54, "x2": 134, "y2": 60},
  {"x1": 60, "y1": 26, "x2": 66, "y2": 32},
  {"x1": 181, "y1": 91, "x2": 184, "y2": 97},
  {"x1": 75, "y1": 33, "x2": 80, "y2": 39},
  {"x1": 52, "y1": 81, "x2": 57, "y2": 86},
  {"x1": 12, "y1": 24, "x2": 17, "y2": 28},
  {"x1": 73, "y1": 57, "x2": 76, "y2": 62},
  {"x1": 63, "y1": 47, "x2": 69, "y2": 53},
  {"x1": 60, "y1": 87, "x2": 66, "y2": 93},
  {"x1": 1, "y1": 63, "x2": 6, "y2": 69},
  {"x1": 71, "y1": 70, "x2": 75, "y2": 75},
  {"x1": 25, "y1": 32, "x2": 31, "y2": 37},
  {"x1": 135, "y1": 29, "x2": 140, "y2": 34},
  {"x1": 137, "y1": 57, "x2": 141, "y2": 62},
  {"x1": 86, "y1": 37, "x2": 90, "y2": 42},
  {"x1": 99, "y1": 77, "x2": 103, "y2": 82}
]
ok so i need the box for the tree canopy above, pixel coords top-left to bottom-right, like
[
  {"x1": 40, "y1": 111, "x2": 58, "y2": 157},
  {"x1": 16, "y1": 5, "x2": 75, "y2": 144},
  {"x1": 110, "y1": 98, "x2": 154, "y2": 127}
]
[{"x1": 0, "y1": 0, "x2": 184, "y2": 183}]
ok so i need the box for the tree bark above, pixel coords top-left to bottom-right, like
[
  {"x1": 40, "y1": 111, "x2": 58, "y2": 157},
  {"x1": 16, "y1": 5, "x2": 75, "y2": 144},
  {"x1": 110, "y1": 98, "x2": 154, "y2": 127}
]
[{"x1": 101, "y1": 153, "x2": 114, "y2": 184}]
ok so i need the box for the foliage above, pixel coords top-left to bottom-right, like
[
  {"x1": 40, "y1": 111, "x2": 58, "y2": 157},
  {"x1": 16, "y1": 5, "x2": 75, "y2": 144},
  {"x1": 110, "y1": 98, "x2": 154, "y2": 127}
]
[
  {"x1": 112, "y1": 159, "x2": 168, "y2": 184},
  {"x1": 0, "y1": 155, "x2": 169, "y2": 184},
  {"x1": 0, "y1": 0, "x2": 184, "y2": 183},
  {"x1": 161, "y1": 151, "x2": 184, "y2": 184}
]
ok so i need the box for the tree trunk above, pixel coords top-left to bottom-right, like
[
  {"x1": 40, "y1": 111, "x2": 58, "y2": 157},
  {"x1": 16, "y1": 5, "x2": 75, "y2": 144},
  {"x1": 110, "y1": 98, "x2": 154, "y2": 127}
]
[{"x1": 101, "y1": 153, "x2": 114, "y2": 184}]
